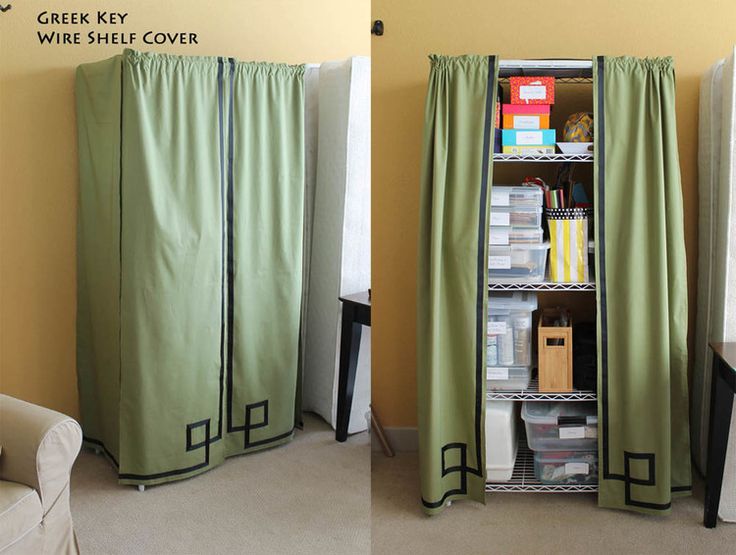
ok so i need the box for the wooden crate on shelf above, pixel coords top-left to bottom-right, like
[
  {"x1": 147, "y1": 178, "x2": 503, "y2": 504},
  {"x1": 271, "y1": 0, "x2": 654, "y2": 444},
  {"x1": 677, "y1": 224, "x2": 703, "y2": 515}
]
[{"x1": 538, "y1": 308, "x2": 573, "y2": 392}]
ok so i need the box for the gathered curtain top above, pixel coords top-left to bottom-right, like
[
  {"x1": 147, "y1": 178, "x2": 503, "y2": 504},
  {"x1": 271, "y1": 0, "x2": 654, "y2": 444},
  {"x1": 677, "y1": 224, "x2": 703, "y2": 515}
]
[
  {"x1": 428, "y1": 54, "x2": 491, "y2": 70},
  {"x1": 123, "y1": 49, "x2": 305, "y2": 76},
  {"x1": 603, "y1": 55, "x2": 674, "y2": 72},
  {"x1": 427, "y1": 54, "x2": 674, "y2": 74}
]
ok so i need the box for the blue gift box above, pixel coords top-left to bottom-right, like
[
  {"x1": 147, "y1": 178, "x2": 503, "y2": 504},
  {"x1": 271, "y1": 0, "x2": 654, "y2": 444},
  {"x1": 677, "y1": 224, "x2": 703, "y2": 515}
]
[{"x1": 502, "y1": 129, "x2": 556, "y2": 146}]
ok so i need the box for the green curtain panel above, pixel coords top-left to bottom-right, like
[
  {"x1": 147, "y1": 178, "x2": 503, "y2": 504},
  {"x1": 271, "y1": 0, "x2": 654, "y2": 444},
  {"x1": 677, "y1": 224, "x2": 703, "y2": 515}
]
[
  {"x1": 76, "y1": 50, "x2": 305, "y2": 485},
  {"x1": 593, "y1": 56, "x2": 691, "y2": 513},
  {"x1": 417, "y1": 55, "x2": 498, "y2": 515}
]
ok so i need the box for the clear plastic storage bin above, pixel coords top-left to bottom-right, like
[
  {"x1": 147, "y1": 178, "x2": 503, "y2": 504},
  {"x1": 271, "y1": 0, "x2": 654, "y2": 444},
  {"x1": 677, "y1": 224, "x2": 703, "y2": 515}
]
[
  {"x1": 487, "y1": 365, "x2": 531, "y2": 390},
  {"x1": 489, "y1": 243, "x2": 549, "y2": 282},
  {"x1": 521, "y1": 402, "x2": 598, "y2": 452},
  {"x1": 485, "y1": 401, "x2": 518, "y2": 482},
  {"x1": 489, "y1": 226, "x2": 544, "y2": 246},
  {"x1": 490, "y1": 205, "x2": 543, "y2": 228},
  {"x1": 491, "y1": 186, "x2": 544, "y2": 207},
  {"x1": 533, "y1": 451, "x2": 598, "y2": 485},
  {"x1": 487, "y1": 291, "x2": 537, "y2": 374}
]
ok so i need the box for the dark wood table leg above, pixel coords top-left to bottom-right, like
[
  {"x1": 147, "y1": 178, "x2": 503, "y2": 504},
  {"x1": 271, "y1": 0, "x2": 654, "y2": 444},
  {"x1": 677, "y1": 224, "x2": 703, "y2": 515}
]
[
  {"x1": 336, "y1": 302, "x2": 362, "y2": 442},
  {"x1": 705, "y1": 355, "x2": 734, "y2": 528}
]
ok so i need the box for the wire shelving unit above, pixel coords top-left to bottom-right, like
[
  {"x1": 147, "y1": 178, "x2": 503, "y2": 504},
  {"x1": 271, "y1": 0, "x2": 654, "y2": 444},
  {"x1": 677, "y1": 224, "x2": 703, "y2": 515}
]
[{"x1": 483, "y1": 59, "x2": 599, "y2": 497}]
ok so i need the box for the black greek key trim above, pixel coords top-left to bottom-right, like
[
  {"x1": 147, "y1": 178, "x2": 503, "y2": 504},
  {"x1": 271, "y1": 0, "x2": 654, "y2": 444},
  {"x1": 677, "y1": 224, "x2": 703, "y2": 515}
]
[
  {"x1": 186, "y1": 419, "x2": 212, "y2": 462},
  {"x1": 244, "y1": 401, "x2": 269, "y2": 448},
  {"x1": 225, "y1": 398, "x2": 295, "y2": 450},
  {"x1": 623, "y1": 451, "x2": 670, "y2": 510},
  {"x1": 115, "y1": 418, "x2": 213, "y2": 481},
  {"x1": 422, "y1": 443, "x2": 482, "y2": 509}
]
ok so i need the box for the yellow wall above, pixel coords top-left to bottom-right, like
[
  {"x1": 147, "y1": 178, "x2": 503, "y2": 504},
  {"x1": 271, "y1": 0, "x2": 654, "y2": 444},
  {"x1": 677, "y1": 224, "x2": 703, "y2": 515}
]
[
  {"x1": 372, "y1": 0, "x2": 736, "y2": 426},
  {"x1": 0, "y1": 0, "x2": 369, "y2": 417}
]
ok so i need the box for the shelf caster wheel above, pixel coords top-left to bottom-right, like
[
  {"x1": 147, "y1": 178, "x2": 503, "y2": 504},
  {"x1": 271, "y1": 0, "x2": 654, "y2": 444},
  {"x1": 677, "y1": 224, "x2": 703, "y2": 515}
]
[{"x1": 137, "y1": 485, "x2": 145, "y2": 492}]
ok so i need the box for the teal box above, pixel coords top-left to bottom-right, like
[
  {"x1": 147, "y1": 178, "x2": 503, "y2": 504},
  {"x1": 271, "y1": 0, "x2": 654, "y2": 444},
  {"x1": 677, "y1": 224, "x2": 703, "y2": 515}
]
[{"x1": 502, "y1": 129, "x2": 556, "y2": 146}]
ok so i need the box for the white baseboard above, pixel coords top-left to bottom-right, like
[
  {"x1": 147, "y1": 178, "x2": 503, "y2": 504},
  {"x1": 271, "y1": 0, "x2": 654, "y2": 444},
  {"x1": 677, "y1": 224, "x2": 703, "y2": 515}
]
[{"x1": 370, "y1": 426, "x2": 418, "y2": 452}]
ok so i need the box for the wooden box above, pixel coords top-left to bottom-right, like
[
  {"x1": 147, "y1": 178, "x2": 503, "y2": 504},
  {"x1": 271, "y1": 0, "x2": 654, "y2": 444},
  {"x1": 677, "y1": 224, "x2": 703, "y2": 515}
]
[{"x1": 538, "y1": 309, "x2": 573, "y2": 392}]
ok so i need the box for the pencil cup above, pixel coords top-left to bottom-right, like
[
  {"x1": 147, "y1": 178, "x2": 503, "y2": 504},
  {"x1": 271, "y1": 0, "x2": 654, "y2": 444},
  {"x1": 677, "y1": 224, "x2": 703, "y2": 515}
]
[{"x1": 545, "y1": 208, "x2": 590, "y2": 283}]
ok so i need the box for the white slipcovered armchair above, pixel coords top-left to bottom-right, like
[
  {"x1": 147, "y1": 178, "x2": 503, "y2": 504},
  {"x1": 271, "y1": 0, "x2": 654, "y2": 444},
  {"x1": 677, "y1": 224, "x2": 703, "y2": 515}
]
[{"x1": 0, "y1": 394, "x2": 82, "y2": 554}]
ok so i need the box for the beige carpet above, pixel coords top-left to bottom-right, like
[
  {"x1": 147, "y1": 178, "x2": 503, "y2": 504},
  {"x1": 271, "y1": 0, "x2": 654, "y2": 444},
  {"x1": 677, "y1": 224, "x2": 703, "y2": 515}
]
[
  {"x1": 372, "y1": 452, "x2": 736, "y2": 555},
  {"x1": 71, "y1": 414, "x2": 370, "y2": 555}
]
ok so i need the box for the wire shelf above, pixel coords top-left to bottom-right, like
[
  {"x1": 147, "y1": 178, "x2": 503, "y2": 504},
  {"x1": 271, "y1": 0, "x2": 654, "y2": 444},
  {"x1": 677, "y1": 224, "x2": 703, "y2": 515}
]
[
  {"x1": 486, "y1": 440, "x2": 598, "y2": 493},
  {"x1": 488, "y1": 377, "x2": 597, "y2": 402},
  {"x1": 488, "y1": 280, "x2": 595, "y2": 291},
  {"x1": 497, "y1": 76, "x2": 593, "y2": 85},
  {"x1": 493, "y1": 153, "x2": 593, "y2": 163},
  {"x1": 497, "y1": 60, "x2": 593, "y2": 83}
]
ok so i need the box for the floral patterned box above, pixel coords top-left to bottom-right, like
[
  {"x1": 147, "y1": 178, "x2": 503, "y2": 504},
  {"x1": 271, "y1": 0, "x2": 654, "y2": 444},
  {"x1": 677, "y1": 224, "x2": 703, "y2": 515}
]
[{"x1": 509, "y1": 76, "x2": 555, "y2": 105}]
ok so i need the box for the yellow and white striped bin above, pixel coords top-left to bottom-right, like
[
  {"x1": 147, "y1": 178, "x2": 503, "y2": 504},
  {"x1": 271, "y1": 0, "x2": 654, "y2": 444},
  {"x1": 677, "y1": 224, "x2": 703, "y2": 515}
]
[{"x1": 546, "y1": 208, "x2": 590, "y2": 283}]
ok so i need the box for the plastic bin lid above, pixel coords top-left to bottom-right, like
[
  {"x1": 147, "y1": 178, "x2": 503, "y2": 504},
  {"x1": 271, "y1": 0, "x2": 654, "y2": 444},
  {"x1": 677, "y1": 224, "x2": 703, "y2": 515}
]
[
  {"x1": 488, "y1": 292, "x2": 538, "y2": 312},
  {"x1": 491, "y1": 185, "x2": 544, "y2": 199},
  {"x1": 486, "y1": 365, "x2": 531, "y2": 379},
  {"x1": 521, "y1": 401, "x2": 597, "y2": 425},
  {"x1": 489, "y1": 242, "x2": 550, "y2": 252},
  {"x1": 491, "y1": 205, "x2": 543, "y2": 213},
  {"x1": 484, "y1": 399, "x2": 516, "y2": 414},
  {"x1": 534, "y1": 451, "x2": 597, "y2": 463}
]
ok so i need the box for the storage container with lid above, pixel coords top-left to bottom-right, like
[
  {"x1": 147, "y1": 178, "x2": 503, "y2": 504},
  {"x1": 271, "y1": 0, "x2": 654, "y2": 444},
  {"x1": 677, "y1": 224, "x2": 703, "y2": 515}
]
[
  {"x1": 509, "y1": 76, "x2": 555, "y2": 105},
  {"x1": 502, "y1": 129, "x2": 557, "y2": 148},
  {"x1": 502, "y1": 104, "x2": 551, "y2": 130},
  {"x1": 487, "y1": 292, "x2": 537, "y2": 369},
  {"x1": 533, "y1": 450, "x2": 598, "y2": 485},
  {"x1": 521, "y1": 401, "x2": 597, "y2": 451},
  {"x1": 486, "y1": 365, "x2": 531, "y2": 391},
  {"x1": 489, "y1": 243, "x2": 549, "y2": 282},
  {"x1": 489, "y1": 226, "x2": 543, "y2": 246},
  {"x1": 490, "y1": 205, "x2": 543, "y2": 228},
  {"x1": 502, "y1": 145, "x2": 555, "y2": 155},
  {"x1": 491, "y1": 185, "x2": 544, "y2": 208},
  {"x1": 485, "y1": 400, "x2": 518, "y2": 482}
]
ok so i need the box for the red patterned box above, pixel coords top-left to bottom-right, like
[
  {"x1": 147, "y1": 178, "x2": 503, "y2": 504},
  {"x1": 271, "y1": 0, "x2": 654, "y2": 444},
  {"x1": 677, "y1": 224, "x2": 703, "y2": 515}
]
[{"x1": 509, "y1": 76, "x2": 555, "y2": 105}]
